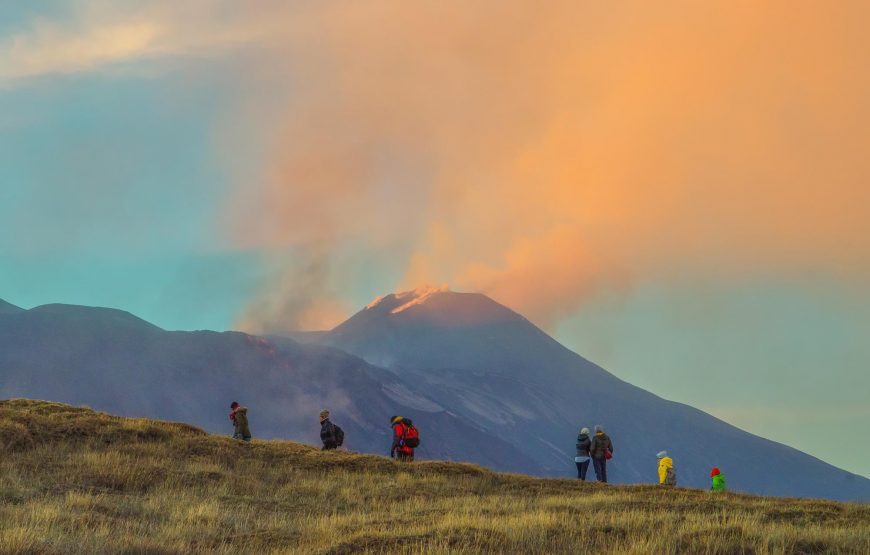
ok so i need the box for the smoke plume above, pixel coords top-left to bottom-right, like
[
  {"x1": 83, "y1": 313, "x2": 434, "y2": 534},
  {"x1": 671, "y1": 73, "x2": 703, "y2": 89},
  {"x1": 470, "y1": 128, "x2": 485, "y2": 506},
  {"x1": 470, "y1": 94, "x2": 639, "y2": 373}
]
[{"x1": 218, "y1": 1, "x2": 870, "y2": 330}]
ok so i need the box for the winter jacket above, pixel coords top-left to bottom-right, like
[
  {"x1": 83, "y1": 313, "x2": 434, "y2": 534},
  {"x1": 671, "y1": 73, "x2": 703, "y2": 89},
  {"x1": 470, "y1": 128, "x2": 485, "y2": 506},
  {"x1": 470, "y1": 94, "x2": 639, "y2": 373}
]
[
  {"x1": 575, "y1": 434, "x2": 591, "y2": 458},
  {"x1": 658, "y1": 457, "x2": 674, "y2": 485},
  {"x1": 232, "y1": 407, "x2": 251, "y2": 438},
  {"x1": 712, "y1": 473, "x2": 726, "y2": 492},
  {"x1": 589, "y1": 432, "x2": 613, "y2": 459},
  {"x1": 391, "y1": 421, "x2": 414, "y2": 456},
  {"x1": 320, "y1": 418, "x2": 338, "y2": 449}
]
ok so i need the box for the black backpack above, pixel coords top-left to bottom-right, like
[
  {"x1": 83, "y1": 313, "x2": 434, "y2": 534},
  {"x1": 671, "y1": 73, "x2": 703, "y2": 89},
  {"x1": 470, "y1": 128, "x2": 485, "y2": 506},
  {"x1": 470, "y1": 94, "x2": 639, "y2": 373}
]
[
  {"x1": 401, "y1": 418, "x2": 420, "y2": 448},
  {"x1": 333, "y1": 425, "x2": 344, "y2": 447}
]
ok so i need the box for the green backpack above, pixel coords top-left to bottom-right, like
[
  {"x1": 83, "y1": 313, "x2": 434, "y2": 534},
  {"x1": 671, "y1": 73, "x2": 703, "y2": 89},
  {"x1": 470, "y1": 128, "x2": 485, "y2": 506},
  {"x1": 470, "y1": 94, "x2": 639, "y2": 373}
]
[{"x1": 235, "y1": 408, "x2": 250, "y2": 436}]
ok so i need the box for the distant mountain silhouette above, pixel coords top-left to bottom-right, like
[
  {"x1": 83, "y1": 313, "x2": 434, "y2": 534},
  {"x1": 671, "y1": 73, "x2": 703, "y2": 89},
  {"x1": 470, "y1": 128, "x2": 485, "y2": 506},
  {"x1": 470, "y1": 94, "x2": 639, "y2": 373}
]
[
  {"x1": 1, "y1": 293, "x2": 867, "y2": 501},
  {"x1": 0, "y1": 298, "x2": 24, "y2": 315},
  {"x1": 0, "y1": 301, "x2": 534, "y2": 473}
]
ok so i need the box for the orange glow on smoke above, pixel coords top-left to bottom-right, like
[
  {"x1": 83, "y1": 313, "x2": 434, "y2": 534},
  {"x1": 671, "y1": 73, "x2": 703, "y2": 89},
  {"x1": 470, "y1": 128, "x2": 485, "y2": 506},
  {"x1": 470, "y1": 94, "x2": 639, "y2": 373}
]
[{"x1": 223, "y1": 1, "x2": 870, "y2": 330}]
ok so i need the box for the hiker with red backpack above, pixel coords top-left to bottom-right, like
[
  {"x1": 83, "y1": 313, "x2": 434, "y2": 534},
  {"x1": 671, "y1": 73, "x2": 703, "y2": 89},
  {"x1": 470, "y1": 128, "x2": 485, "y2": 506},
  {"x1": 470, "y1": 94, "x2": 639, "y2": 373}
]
[
  {"x1": 588, "y1": 424, "x2": 613, "y2": 482},
  {"x1": 390, "y1": 416, "x2": 419, "y2": 462},
  {"x1": 319, "y1": 409, "x2": 344, "y2": 450}
]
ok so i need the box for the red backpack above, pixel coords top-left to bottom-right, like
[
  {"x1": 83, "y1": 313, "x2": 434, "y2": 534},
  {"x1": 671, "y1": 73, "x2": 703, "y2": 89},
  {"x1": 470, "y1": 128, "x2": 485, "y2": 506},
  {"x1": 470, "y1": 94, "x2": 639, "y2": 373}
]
[{"x1": 401, "y1": 419, "x2": 420, "y2": 448}]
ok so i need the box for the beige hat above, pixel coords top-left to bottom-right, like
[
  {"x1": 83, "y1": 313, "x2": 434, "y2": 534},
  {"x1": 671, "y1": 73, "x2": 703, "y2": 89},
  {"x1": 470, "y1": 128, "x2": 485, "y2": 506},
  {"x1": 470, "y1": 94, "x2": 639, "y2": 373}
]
[{"x1": 319, "y1": 410, "x2": 329, "y2": 420}]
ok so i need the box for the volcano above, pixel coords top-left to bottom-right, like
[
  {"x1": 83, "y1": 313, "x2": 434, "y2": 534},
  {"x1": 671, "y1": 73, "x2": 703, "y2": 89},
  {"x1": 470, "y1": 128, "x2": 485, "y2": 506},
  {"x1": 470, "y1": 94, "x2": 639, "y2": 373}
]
[
  {"x1": 308, "y1": 288, "x2": 870, "y2": 500},
  {"x1": 1, "y1": 293, "x2": 867, "y2": 501}
]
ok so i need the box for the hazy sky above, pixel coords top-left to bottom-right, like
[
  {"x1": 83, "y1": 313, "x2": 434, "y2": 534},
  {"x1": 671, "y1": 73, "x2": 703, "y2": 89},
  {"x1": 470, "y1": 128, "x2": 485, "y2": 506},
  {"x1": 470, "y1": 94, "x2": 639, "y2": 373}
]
[{"x1": 1, "y1": 1, "x2": 868, "y2": 476}]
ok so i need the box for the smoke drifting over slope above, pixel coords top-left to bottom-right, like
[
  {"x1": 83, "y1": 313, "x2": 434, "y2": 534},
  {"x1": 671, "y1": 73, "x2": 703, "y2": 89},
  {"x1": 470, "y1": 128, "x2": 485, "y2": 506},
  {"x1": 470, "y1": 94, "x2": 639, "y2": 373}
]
[{"x1": 220, "y1": 1, "x2": 870, "y2": 331}]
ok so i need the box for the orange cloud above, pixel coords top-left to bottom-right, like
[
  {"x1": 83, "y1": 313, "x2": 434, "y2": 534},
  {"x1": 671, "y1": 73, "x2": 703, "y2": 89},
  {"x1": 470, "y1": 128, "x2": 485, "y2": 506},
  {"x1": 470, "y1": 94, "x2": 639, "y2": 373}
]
[
  {"x1": 219, "y1": 1, "x2": 870, "y2": 331},
  {"x1": 0, "y1": 1, "x2": 290, "y2": 85}
]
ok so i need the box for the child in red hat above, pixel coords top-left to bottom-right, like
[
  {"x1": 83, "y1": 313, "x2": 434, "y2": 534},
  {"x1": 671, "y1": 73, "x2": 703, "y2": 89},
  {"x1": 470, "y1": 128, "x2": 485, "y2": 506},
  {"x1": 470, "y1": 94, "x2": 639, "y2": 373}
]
[{"x1": 711, "y1": 467, "x2": 726, "y2": 492}]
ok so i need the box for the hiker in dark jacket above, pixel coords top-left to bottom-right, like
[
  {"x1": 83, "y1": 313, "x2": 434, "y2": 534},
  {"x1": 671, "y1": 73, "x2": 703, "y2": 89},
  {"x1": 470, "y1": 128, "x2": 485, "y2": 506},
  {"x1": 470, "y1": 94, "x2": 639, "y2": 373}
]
[
  {"x1": 320, "y1": 409, "x2": 338, "y2": 450},
  {"x1": 588, "y1": 424, "x2": 613, "y2": 482},
  {"x1": 230, "y1": 401, "x2": 251, "y2": 442},
  {"x1": 575, "y1": 427, "x2": 592, "y2": 480}
]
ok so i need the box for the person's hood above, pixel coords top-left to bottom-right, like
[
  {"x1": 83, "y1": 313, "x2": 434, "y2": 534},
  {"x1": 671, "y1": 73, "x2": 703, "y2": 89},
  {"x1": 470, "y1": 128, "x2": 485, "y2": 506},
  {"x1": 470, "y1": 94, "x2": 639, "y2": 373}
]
[
  {"x1": 659, "y1": 457, "x2": 673, "y2": 467},
  {"x1": 711, "y1": 467, "x2": 721, "y2": 477}
]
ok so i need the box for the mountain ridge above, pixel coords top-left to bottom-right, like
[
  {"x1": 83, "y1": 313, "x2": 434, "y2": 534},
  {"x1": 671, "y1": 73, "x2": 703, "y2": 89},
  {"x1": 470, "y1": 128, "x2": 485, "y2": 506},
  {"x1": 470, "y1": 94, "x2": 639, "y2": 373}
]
[
  {"x1": 0, "y1": 298, "x2": 24, "y2": 315},
  {"x1": 1, "y1": 291, "x2": 867, "y2": 500},
  {"x1": 305, "y1": 289, "x2": 870, "y2": 500},
  {"x1": 0, "y1": 301, "x2": 538, "y2": 474}
]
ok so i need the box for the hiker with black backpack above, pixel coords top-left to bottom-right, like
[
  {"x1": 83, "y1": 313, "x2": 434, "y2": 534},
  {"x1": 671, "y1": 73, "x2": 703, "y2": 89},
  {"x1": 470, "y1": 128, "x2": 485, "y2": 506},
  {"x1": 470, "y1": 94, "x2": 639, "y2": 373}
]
[
  {"x1": 589, "y1": 424, "x2": 613, "y2": 482},
  {"x1": 229, "y1": 401, "x2": 251, "y2": 442},
  {"x1": 390, "y1": 416, "x2": 419, "y2": 462},
  {"x1": 657, "y1": 451, "x2": 677, "y2": 486},
  {"x1": 319, "y1": 410, "x2": 344, "y2": 450}
]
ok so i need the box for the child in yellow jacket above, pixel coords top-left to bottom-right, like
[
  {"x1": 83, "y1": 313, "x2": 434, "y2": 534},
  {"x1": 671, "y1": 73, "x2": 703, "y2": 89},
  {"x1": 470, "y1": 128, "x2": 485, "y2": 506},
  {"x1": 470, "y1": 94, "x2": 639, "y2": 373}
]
[{"x1": 657, "y1": 451, "x2": 676, "y2": 486}]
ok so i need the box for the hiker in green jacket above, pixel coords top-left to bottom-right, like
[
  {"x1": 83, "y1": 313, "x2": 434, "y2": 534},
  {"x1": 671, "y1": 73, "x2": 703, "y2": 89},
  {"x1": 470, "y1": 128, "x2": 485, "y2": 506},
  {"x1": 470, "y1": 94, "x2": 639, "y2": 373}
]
[
  {"x1": 711, "y1": 467, "x2": 726, "y2": 492},
  {"x1": 230, "y1": 402, "x2": 251, "y2": 442}
]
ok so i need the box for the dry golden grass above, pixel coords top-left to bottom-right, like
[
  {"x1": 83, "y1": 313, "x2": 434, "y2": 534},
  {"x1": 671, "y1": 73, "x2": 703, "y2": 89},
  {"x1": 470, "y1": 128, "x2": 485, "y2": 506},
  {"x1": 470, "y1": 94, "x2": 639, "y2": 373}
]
[{"x1": 0, "y1": 399, "x2": 867, "y2": 554}]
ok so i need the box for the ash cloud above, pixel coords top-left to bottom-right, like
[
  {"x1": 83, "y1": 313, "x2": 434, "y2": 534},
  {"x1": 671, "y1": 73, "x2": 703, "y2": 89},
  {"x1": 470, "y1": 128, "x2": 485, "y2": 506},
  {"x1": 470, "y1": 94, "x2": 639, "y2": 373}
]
[{"x1": 36, "y1": 2, "x2": 867, "y2": 331}]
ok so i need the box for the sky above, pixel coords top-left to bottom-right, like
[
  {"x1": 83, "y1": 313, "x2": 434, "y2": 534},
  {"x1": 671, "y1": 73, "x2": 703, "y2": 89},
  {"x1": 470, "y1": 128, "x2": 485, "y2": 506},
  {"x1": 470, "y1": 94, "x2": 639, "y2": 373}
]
[{"x1": 1, "y1": 1, "x2": 868, "y2": 476}]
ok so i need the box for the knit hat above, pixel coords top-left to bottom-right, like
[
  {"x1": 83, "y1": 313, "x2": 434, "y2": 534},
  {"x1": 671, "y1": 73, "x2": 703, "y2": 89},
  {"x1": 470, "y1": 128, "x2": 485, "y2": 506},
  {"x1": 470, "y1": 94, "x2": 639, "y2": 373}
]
[
  {"x1": 580, "y1": 427, "x2": 590, "y2": 435},
  {"x1": 594, "y1": 425, "x2": 603, "y2": 433},
  {"x1": 230, "y1": 402, "x2": 239, "y2": 409},
  {"x1": 656, "y1": 451, "x2": 668, "y2": 459},
  {"x1": 391, "y1": 415, "x2": 403, "y2": 425},
  {"x1": 319, "y1": 410, "x2": 329, "y2": 420},
  {"x1": 710, "y1": 467, "x2": 721, "y2": 477}
]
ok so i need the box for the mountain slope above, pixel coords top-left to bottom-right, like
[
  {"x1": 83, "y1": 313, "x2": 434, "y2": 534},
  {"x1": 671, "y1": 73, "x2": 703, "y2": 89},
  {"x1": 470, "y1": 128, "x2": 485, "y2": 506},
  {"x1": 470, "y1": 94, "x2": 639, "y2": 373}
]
[
  {"x1": 315, "y1": 288, "x2": 870, "y2": 501},
  {"x1": 2, "y1": 399, "x2": 868, "y2": 554},
  {"x1": 0, "y1": 302, "x2": 535, "y2": 473},
  {"x1": 1, "y1": 293, "x2": 866, "y2": 500},
  {"x1": 330, "y1": 288, "x2": 615, "y2": 387},
  {"x1": 0, "y1": 298, "x2": 24, "y2": 315}
]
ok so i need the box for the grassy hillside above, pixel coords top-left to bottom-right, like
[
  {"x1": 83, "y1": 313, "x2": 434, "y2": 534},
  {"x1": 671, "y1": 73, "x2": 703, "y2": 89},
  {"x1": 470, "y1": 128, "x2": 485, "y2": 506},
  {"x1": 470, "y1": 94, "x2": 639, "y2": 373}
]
[{"x1": 0, "y1": 400, "x2": 867, "y2": 554}]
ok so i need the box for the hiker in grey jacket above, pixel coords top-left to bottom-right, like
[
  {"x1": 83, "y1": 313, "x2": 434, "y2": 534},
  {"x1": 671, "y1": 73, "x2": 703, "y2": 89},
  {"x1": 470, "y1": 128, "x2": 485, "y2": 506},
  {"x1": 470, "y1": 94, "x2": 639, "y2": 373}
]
[
  {"x1": 589, "y1": 424, "x2": 613, "y2": 483},
  {"x1": 575, "y1": 427, "x2": 592, "y2": 480}
]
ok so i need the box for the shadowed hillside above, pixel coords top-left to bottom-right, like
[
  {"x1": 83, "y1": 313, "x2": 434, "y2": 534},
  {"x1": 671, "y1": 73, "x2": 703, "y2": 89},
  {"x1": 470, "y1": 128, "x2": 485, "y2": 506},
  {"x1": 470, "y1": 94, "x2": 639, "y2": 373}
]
[
  {"x1": 0, "y1": 301, "x2": 536, "y2": 474},
  {"x1": 2, "y1": 295, "x2": 868, "y2": 501},
  {"x1": 312, "y1": 289, "x2": 870, "y2": 500},
  {"x1": 0, "y1": 399, "x2": 867, "y2": 554}
]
